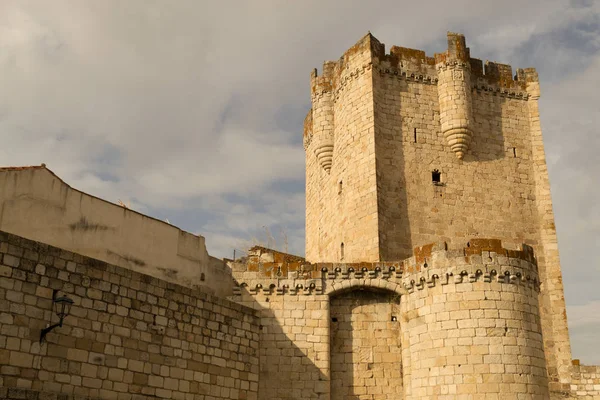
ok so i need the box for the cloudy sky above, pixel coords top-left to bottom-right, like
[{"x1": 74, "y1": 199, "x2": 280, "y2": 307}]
[{"x1": 1, "y1": 0, "x2": 598, "y2": 363}]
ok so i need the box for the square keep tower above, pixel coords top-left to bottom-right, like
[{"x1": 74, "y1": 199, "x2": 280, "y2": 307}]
[{"x1": 303, "y1": 32, "x2": 573, "y2": 393}]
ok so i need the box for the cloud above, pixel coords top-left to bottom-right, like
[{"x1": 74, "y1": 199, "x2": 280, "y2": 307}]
[{"x1": 0, "y1": 0, "x2": 599, "y2": 364}]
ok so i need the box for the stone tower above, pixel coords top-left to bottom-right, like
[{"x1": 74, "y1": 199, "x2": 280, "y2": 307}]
[{"x1": 304, "y1": 32, "x2": 573, "y2": 395}]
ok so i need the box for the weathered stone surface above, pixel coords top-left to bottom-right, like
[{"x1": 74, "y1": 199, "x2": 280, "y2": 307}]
[
  {"x1": 299, "y1": 31, "x2": 588, "y2": 399},
  {"x1": 0, "y1": 231, "x2": 260, "y2": 400},
  {"x1": 0, "y1": 166, "x2": 233, "y2": 297}
]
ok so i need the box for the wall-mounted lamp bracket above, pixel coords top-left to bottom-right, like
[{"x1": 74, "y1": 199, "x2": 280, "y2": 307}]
[{"x1": 40, "y1": 289, "x2": 73, "y2": 343}]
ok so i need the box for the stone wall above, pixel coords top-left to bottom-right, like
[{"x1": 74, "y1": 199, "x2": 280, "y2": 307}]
[
  {"x1": 0, "y1": 230, "x2": 259, "y2": 400},
  {"x1": 0, "y1": 166, "x2": 233, "y2": 297},
  {"x1": 229, "y1": 290, "x2": 329, "y2": 398},
  {"x1": 372, "y1": 40, "x2": 537, "y2": 261},
  {"x1": 0, "y1": 388, "x2": 94, "y2": 399},
  {"x1": 0, "y1": 229, "x2": 596, "y2": 399},
  {"x1": 570, "y1": 364, "x2": 600, "y2": 399},
  {"x1": 525, "y1": 69, "x2": 574, "y2": 391},
  {"x1": 399, "y1": 246, "x2": 548, "y2": 399},
  {"x1": 227, "y1": 240, "x2": 591, "y2": 399},
  {"x1": 229, "y1": 247, "x2": 330, "y2": 398},
  {"x1": 330, "y1": 290, "x2": 403, "y2": 399}
]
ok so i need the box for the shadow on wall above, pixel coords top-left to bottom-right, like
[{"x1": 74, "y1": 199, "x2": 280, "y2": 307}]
[
  {"x1": 465, "y1": 92, "x2": 507, "y2": 163},
  {"x1": 377, "y1": 77, "x2": 513, "y2": 261},
  {"x1": 233, "y1": 290, "x2": 329, "y2": 399},
  {"x1": 232, "y1": 285, "x2": 406, "y2": 399},
  {"x1": 330, "y1": 288, "x2": 403, "y2": 399},
  {"x1": 374, "y1": 76, "x2": 413, "y2": 261}
]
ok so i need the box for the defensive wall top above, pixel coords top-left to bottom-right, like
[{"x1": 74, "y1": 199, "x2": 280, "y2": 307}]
[
  {"x1": 0, "y1": 165, "x2": 233, "y2": 296},
  {"x1": 310, "y1": 31, "x2": 539, "y2": 95},
  {"x1": 229, "y1": 239, "x2": 540, "y2": 297},
  {"x1": 232, "y1": 238, "x2": 536, "y2": 277}
]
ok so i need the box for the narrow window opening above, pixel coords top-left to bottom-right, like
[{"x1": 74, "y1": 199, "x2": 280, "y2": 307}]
[
  {"x1": 340, "y1": 242, "x2": 344, "y2": 261},
  {"x1": 512, "y1": 147, "x2": 517, "y2": 158},
  {"x1": 391, "y1": 316, "x2": 397, "y2": 322},
  {"x1": 200, "y1": 273, "x2": 205, "y2": 281},
  {"x1": 338, "y1": 180, "x2": 343, "y2": 194},
  {"x1": 432, "y1": 169, "x2": 441, "y2": 184},
  {"x1": 414, "y1": 128, "x2": 417, "y2": 143},
  {"x1": 331, "y1": 317, "x2": 338, "y2": 322}
]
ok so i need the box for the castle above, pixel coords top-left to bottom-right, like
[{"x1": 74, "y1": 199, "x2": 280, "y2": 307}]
[{"x1": 0, "y1": 32, "x2": 598, "y2": 399}]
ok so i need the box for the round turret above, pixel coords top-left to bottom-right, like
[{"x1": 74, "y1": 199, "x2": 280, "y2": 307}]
[
  {"x1": 435, "y1": 33, "x2": 474, "y2": 159},
  {"x1": 308, "y1": 63, "x2": 335, "y2": 173}
]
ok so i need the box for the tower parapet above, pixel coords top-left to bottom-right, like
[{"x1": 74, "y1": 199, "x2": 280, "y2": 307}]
[
  {"x1": 519, "y1": 67, "x2": 541, "y2": 99},
  {"x1": 435, "y1": 32, "x2": 474, "y2": 159}
]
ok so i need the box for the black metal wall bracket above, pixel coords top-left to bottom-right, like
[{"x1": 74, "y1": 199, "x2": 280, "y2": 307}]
[
  {"x1": 40, "y1": 321, "x2": 63, "y2": 344},
  {"x1": 39, "y1": 289, "x2": 72, "y2": 344}
]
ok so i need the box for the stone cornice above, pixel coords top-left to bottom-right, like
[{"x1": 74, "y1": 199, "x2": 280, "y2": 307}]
[
  {"x1": 231, "y1": 260, "x2": 540, "y2": 297},
  {"x1": 230, "y1": 241, "x2": 541, "y2": 297},
  {"x1": 472, "y1": 84, "x2": 529, "y2": 100},
  {"x1": 376, "y1": 67, "x2": 438, "y2": 85},
  {"x1": 436, "y1": 60, "x2": 471, "y2": 71}
]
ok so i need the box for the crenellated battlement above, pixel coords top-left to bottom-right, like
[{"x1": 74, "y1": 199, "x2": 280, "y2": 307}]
[
  {"x1": 310, "y1": 61, "x2": 335, "y2": 100},
  {"x1": 305, "y1": 32, "x2": 538, "y2": 164},
  {"x1": 309, "y1": 32, "x2": 535, "y2": 98},
  {"x1": 434, "y1": 32, "x2": 471, "y2": 64},
  {"x1": 310, "y1": 34, "x2": 378, "y2": 105},
  {"x1": 310, "y1": 33, "x2": 381, "y2": 77},
  {"x1": 229, "y1": 239, "x2": 540, "y2": 296}
]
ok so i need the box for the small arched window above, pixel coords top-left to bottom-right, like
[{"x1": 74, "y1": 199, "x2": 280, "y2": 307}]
[
  {"x1": 338, "y1": 180, "x2": 343, "y2": 194},
  {"x1": 340, "y1": 243, "x2": 344, "y2": 261}
]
